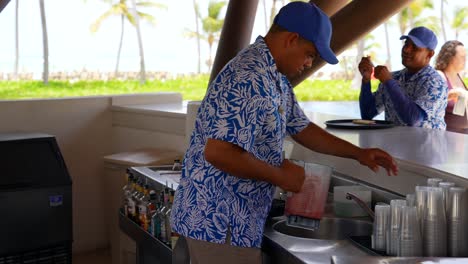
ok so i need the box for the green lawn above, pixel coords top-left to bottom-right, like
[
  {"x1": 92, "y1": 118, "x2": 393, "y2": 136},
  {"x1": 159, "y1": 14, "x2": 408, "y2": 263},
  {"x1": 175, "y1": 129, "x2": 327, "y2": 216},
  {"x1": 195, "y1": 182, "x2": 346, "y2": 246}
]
[{"x1": 0, "y1": 75, "x2": 362, "y2": 101}]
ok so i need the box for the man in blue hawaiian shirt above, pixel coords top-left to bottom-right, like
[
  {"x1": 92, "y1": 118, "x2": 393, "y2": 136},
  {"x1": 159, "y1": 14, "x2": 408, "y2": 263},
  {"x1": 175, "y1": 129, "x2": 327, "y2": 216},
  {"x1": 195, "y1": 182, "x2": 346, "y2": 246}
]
[
  {"x1": 171, "y1": 2, "x2": 399, "y2": 263},
  {"x1": 359, "y1": 26, "x2": 448, "y2": 130}
]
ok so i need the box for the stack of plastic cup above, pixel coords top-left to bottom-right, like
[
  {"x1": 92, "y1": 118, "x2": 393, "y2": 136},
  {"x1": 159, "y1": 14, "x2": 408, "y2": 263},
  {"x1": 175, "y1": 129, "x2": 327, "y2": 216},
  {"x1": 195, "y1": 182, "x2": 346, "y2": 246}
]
[
  {"x1": 447, "y1": 187, "x2": 467, "y2": 257},
  {"x1": 387, "y1": 199, "x2": 406, "y2": 255},
  {"x1": 427, "y1": 178, "x2": 443, "y2": 187},
  {"x1": 398, "y1": 205, "x2": 423, "y2": 256},
  {"x1": 439, "y1": 182, "x2": 455, "y2": 216},
  {"x1": 372, "y1": 203, "x2": 390, "y2": 251},
  {"x1": 423, "y1": 187, "x2": 447, "y2": 257},
  {"x1": 406, "y1": 193, "x2": 416, "y2": 207},
  {"x1": 415, "y1": 186, "x2": 429, "y2": 234}
]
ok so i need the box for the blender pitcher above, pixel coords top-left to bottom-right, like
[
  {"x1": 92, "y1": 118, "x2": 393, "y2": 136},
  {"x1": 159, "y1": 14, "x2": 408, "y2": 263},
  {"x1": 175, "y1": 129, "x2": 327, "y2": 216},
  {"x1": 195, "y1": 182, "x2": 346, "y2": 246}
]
[{"x1": 284, "y1": 161, "x2": 333, "y2": 230}]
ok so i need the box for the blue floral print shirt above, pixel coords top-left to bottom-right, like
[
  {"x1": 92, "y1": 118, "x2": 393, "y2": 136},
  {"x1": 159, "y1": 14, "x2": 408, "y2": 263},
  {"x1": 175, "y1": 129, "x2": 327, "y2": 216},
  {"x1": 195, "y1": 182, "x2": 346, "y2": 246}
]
[
  {"x1": 170, "y1": 36, "x2": 310, "y2": 248},
  {"x1": 374, "y1": 66, "x2": 448, "y2": 129}
]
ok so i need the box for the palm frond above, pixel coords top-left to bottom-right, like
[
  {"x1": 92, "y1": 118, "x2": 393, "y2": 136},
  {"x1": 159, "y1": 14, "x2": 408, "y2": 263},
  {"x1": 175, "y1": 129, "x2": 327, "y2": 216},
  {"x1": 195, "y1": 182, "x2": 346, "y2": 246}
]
[
  {"x1": 183, "y1": 28, "x2": 208, "y2": 41},
  {"x1": 208, "y1": 1, "x2": 227, "y2": 19},
  {"x1": 137, "y1": 12, "x2": 156, "y2": 25},
  {"x1": 136, "y1": 1, "x2": 167, "y2": 10},
  {"x1": 90, "y1": 6, "x2": 121, "y2": 32}
]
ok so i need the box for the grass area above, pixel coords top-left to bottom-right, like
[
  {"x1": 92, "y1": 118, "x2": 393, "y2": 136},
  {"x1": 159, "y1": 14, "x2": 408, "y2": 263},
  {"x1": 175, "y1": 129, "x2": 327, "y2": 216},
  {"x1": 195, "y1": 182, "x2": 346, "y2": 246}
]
[
  {"x1": 0, "y1": 74, "x2": 363, "y2": 101},
  {"x1": 295, "y1": 79, "x2": 360, "y2": 101}
]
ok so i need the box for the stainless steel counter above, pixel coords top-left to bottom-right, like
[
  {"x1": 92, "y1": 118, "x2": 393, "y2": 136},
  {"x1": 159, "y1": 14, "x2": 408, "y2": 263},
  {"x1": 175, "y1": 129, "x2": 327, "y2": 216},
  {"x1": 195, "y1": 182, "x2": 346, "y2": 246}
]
[
  {"x1": 262, "y1": 216, "x2": 372, "y2": 264},
  {"x1": 332, "y1": 256, "x2": 468, "y2": 264},
  {"x1": 305, "y1": 112, "x2": 468, "y2": 180}
]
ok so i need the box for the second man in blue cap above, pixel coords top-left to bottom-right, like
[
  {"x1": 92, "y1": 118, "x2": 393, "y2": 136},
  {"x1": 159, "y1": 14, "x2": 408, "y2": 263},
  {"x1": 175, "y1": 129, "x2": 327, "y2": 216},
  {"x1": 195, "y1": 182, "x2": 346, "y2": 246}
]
[{"x1": 359, "y1": 26, "x2": 448, "y2": 130}]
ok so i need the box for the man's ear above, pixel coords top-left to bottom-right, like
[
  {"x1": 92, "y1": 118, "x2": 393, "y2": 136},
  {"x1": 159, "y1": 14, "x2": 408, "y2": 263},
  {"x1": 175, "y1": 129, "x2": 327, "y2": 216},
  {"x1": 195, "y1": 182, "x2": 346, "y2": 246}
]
[
  {"x1": 284, "y1": 32, "x2": 300, "y2": 48},
  {"x1": 428, "y1": 50, "x2": 435, "y2": 59}
]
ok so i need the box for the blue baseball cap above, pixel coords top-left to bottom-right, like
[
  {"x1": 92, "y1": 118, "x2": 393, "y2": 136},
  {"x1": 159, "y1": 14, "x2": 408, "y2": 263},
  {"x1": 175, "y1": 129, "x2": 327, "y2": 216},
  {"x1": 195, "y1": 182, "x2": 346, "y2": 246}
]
[
  {"x1": 273, "y1": 2, "x2": 339, "y2": 65},
  {"x1": 400, "y1": 26, "x2": 438, "y2": 50}
]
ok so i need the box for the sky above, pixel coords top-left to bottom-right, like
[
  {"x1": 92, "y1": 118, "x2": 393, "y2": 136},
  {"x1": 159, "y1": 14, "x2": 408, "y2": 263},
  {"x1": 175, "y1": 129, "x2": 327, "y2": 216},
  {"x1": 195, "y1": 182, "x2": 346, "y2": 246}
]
[{"x1": 0, "y1": 0, "x2": 467, "y2": 78}]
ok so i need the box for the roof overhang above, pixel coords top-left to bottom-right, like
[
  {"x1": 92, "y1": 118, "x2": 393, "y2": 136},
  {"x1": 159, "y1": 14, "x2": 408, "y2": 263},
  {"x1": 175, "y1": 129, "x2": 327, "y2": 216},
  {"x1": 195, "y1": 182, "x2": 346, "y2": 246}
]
[{"x1": 0, "y1": 0, "x2": 11, "y2": 13}]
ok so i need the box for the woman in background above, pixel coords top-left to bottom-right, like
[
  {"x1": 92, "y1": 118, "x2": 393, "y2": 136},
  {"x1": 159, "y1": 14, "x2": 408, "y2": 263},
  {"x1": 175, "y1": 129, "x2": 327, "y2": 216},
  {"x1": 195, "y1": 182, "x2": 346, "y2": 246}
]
[{"x1": 435, "y1": 40, "x2": 468, "y2": 134}]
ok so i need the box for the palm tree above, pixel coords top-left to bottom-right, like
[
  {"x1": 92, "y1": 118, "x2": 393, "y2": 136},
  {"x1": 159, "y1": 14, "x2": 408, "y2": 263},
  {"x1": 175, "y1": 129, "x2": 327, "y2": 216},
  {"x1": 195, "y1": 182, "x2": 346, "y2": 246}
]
[
  {"x1": 269, "y1": 0, "x2": 279, "y2": 28},
  {"x1": 440, "y1": 0, "x2": 447, "y2": 42},
  {"x1": 91, "y1": 0, "x2": 165, "y2": 82},
  {"x1": 350, "y1": 35, "x2": 380, "y2": 88},
  {"x1": 384, "y1": 22, "x2": 391, "y2": 70},
  {"x1": 451, "y1": 6, "x2": 468, "y2": 39},
  {"x1": 398, "y1": 0, "x2": 435, "y2": 36},
  {"x1": 203, "y1": 1, "x2": 226, "y2": 72},
  {"x1": 39, "y1": 0, "x2": 49, "y2": 85},
  {"x1": 14, "y1": 0, "x2": 19, "y2": 80},
  {"x1": 129, "y1": 0, "x2": 145, "y2": 84},
  {"x1": 185, "y1": 1, "x2": 226, "y2": 73},
  {"x1": 262, "y1": 0, "x2": 268, "y2": 32}
]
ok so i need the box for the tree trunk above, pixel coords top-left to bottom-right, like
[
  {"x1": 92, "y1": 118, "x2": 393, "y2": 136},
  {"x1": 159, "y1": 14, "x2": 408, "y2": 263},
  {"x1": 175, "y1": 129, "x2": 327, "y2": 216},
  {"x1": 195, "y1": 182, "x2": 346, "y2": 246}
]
[
  {"x1": 384, "y1": 22, "x2": 392, "y2": 70},
  {"x1": 14, "y1": 0, "x2": 19, "y2": 80},
  {"x1": 208, "y1": 42, "x2": 213, "y2": 73},
  {"x1": 351, "y1": 39, "x2": 365, "y2": 89},
  {"x1": 130, "y1": 0, "x2": 146, "y2": 84},
  {"x1": 39, "y1": 0, "x2": 49, "y2": 85},
  {"x1": 115, "y1": 14, "x2": 125, "y2": 77},
  {"x1": 193, "y1": 0, "x2": 201, "y2": 74},
  {"x1": 269, "y1": 0, "x2": 277, "y2": 29},
  {"x1": 408, "y1": 9, "x2": 414, "y2": 29},
  {"x1": 262, "y1": 0, "x2": 268, "y2": 32},
  {"x1": 440, "y1": 0, "x2": 446, "y2": 42}
]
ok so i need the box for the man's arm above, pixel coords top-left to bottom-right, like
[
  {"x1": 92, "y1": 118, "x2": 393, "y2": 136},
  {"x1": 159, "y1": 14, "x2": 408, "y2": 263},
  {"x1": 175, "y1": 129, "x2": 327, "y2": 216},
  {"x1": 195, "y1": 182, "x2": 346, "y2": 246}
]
[
  {"x1": 358, "y1": 56, "x2": 378, "y2": 119},
  {"x1": 360, "y1": 81, "x2": 378, "y2": 119},
  {"x1": 373, "y1": 65, "x2": 425, "y2": 125},
  {"x1": 383, "y1": 79, "x2": 425, "y2": 125},
  {"x1": 291, "y1": 123, "x2": 398, "y2": 176},
  {"x1": 204, "y1": 138, "x2": 305, "y2": 192}
]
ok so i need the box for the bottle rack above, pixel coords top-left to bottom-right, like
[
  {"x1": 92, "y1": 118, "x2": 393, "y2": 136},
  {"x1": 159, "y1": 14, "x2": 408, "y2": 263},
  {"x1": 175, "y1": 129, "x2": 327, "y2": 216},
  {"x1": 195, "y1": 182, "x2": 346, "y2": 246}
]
[
  {"x1": 119, "y1": 164, "x2": 181, "y2": 264},
  {"x1": 119, "y1": 208, "x2": 172, "y2": 264}
]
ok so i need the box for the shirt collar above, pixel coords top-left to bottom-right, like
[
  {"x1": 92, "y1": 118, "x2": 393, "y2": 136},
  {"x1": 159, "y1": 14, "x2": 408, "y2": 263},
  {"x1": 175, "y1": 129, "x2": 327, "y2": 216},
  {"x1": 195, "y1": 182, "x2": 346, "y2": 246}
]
[{"x1": 253, "y1": 36, "x2": 290, "y2": 94}]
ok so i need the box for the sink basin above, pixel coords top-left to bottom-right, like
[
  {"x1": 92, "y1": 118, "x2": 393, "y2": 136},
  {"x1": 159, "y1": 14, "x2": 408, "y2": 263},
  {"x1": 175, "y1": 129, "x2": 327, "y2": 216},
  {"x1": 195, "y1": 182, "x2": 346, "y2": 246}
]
[{"x1": 272, "y1": 217, "x2": 372, "y2": 240}]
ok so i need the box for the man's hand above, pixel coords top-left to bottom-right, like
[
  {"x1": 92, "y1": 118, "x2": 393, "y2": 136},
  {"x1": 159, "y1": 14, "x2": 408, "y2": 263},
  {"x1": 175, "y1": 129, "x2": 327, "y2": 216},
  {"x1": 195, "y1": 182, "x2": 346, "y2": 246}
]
[
  {"x1": 373, "y1": 65, "x2": 392, "y2": 83},
  {"x1": 356, "y1": 148, "x2": 399, "y2": 176},
  {"x1": 278, "y1": 159, "x2": 305, "y2": 193},
  {"x1": 358, "y1": 56, "x2": 374, "y2": 83}
]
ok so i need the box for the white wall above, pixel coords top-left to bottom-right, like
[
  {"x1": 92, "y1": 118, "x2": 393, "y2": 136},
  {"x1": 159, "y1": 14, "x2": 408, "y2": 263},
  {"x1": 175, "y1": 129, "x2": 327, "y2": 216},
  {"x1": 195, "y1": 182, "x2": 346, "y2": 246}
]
[
  {"x1": 0, "y1": 92, "x2": 186, "y2": 254},
  {"x1": 0, "y1": 97, "x2": 112, "y2": 252}
]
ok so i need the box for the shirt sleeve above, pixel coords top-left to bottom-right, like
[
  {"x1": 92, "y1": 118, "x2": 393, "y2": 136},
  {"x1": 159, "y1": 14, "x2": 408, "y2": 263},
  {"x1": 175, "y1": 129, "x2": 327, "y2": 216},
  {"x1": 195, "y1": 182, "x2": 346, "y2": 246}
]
[
  {"x1": 359, "y1": 81, "x2": 378, "y2": 119},
  {"x1": 411, "y1": 74, "x2": 448, "y2": 122},
  {"x1": 384, "y1": 79, "x2": 425, "y2": 125}
]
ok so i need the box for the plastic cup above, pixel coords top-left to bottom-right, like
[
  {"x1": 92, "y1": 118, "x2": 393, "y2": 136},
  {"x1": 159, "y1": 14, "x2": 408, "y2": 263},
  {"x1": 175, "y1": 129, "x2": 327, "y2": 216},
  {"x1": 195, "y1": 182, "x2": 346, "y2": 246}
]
[{"x1": 373, "y1": 203, "x2": 390, "y2": 251}]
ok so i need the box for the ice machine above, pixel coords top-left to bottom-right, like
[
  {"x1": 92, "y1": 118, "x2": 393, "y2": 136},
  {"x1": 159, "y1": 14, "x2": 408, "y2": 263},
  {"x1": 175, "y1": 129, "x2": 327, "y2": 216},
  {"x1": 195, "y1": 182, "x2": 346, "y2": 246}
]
[{"x1": 0, "y1": 132, "x2": 72, "y2": 263}]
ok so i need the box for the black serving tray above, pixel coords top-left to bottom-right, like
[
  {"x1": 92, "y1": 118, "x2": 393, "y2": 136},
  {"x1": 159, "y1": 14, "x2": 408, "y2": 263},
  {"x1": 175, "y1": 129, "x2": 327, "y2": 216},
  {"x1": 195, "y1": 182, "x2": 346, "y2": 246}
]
[{"x1": 325, "y1": 119, "x2": 394, "y2": 130}]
